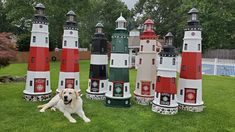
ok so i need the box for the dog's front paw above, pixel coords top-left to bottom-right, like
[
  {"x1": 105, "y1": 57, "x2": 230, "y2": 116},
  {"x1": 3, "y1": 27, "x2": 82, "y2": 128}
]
[
  {"x1": 69, "y1": 118, "x2": 77, "y2": 123},
  {"x1": 39, "y1": 109, "x2": 45, "y2": 113},
  {"x1": 84, "y1": 118, "x2": 91, "y2": 123},
  {"x1": 51, "y1": 107, "x2": 56, "y2": 111}
]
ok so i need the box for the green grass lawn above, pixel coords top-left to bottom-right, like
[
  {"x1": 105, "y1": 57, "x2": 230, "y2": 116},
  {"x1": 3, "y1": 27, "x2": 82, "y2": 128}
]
[{"x1": 0, "y1": 60, "x2": 235, "y2": 132}]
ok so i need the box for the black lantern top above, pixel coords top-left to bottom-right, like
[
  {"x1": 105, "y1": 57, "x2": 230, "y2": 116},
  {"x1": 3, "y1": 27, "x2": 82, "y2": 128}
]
[
  {"x1": 186, "y1": 7, "x2": 201, "y2": 30},
  {"x1": 165, "y1": 32, "x2": 173, "y2": 46},
  {"x1": 34, "y1": 3, "x2": 47, "y2": 23},
  {"x1": 95, "y1": 22, "x2": 104, "y2": 34},
  {"x1": 64, "y1": 10, "x2": 77, "y2": 30},
  {"x1": 159, "y1": 32, "x2": 177, "y2": 57}
]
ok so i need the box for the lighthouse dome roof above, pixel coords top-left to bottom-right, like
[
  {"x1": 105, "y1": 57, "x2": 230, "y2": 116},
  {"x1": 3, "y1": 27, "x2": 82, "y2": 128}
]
[
  {"x1": 165, "y1": 32, "x2": 173, "y2": 37},
  {"x1": 115, "y1": 13, "x2": 127, "y2": 22},
  {"x1": 67, "y1": 10, "x2": 76, "y2": 16},
  {"x1": 144, "y1": 19, "x2": 154, "y2": 25},
  {"x1": 35, "y1": 3, "x2": 45, "y2": 9},
  {"x1": 96, "y1": 22, "x2": 104, "y2": 28},
  {"x1": 188, "y1": 7, "x2": 199, "y2": 14}
]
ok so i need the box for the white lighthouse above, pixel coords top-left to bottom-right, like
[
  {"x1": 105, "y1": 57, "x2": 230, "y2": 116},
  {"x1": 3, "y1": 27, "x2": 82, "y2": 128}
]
[
  {"x1": 56, "y1": 10, "x2": 80, "y2": 93},
  {"x1": 23, "y1": 3, "x2": 52, "y2": 101},
  {"x1": 134, "y1": 19, "x2": 158, "y2": 105},
  {"x1": 152, "y1": 32, "x2": 178, "y2": 115},
  {"x1": 177, "y1": 7, "x2": 204, "y2": 112}
]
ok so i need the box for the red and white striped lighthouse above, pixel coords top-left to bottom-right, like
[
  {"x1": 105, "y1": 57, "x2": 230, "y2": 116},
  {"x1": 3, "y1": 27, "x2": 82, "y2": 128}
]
[
  {"x1": 23, "y1": 3, "x2": 52, "y2": 101},
  {"x1": 152, "y1": 32, "x2": 178, "y2": 115},
  {"x1": 56, "y1": 10, "x2": 80, "y2": 93},
  {"x1": 177, "y1": 7, "x2": 204, "y2": 112}
]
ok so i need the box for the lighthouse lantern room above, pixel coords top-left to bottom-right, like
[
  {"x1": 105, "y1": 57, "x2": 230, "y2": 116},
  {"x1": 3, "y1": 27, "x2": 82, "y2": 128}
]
[
  {"x1": 23, "y1": 3, "x2": 52, "y2": 101},
  {"x1": 134, "y1": 18, "x2": 158, "y2": 105},
  {"x1": 177, "y1": 7, "x2": 204, "y2": 112},
  {"x1": 105, "y1": 14, "x2": 131, "y2": 107},
  {"x1": 57, "y1": 10, "x2": 80, "y2": 93},
  {"x1": 152, "y1": 32, "x2": 178, "y2": 115},
  {"x1": 86, "y1": 22, "x2": 108, "y2": 100}
]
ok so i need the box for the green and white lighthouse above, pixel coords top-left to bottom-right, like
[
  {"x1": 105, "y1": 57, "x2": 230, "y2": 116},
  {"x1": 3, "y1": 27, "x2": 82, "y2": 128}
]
[{"x1": 105, "y1": 14, "x2": 131, "y2": 107}]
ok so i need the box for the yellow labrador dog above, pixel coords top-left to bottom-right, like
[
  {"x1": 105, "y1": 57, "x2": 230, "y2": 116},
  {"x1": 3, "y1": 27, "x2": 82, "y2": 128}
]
[{"x1": 38, "y1": 89, "x2": 91, "y2": 123}]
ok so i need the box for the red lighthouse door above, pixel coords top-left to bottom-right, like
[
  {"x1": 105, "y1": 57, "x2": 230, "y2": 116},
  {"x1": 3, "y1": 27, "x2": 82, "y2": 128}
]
[
  {"x1": 184, "y1": 88, "x2": 197, "y2": 103},
  {"x1": 65, "y1": 79, "x2": 75, "y2": 89},
  {"x1": 141, "y1": 81, "x2": 151, "y2": 95},
  {"x1": 34, "y1": 78, "x2": 46, "y2": 93}
]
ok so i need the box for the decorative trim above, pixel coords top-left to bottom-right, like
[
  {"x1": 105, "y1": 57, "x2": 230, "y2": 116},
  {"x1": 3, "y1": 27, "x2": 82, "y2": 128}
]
[
  {"x1": 105, "y1": 97, "x2": 131, "y2": 107},
  {"x1": 23, "y1": 93, "x2": 51, "y2": 102},
  {"x1": 134, "y1": 95, "x2": 154, "y2": 105},
  {"x1": 178, "y1": 103, "x2": 204, "y2": 112},
  {"x1": 152, "y1": 103, "x2": 178, "y2": 115},
  {"x1": 86, "y1": 92, "x2": 106, "y2": 100}
]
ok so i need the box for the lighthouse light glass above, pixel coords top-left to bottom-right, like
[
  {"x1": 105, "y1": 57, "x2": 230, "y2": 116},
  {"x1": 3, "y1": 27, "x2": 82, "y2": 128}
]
[
  {"x1": 37, "y1": 9, "x2": 44, "y2": 15},
  {"x1": 96, "y1": 27, "x2": 103, "y2": 33},
  {"x1": 68, "y1": 15, "x2": 74, "y2": 21}
]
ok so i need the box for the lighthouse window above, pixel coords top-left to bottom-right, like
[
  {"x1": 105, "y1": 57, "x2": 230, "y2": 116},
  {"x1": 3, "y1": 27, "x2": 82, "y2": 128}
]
[
  {"x1": 156, "y1": 92, "x2": 158, "y2": 98},
  {"x1": 75, "y1": 41, "x2": 78, "y2": 47},
  {"x1": 101, "y1": 83, "x2": 104, "y2": 88},
  {"x1": 64, "y1": 40, "x2": 67, "y2": 46},
  {"x1": 33, "y1": 36, "x2": 36, "y2": 43},
  {"x1": 152, "y1": 45, "x2": 155, "y2": 51},
  {"x1": 137, "y1": 83, "x2": 139, "y2": 89},
  {"x1": 125, "y1": 86, "x2": 127, "y2": 92},
  {"x1": 198, "y1": 44, "x2": 200, "y2": 51},
  {"x1": 184, "y1": 44, "x2": 188, "y2": 50},
  {"x1": 152, "y1": 59, "x2": 155, "y2": 65},
  {"x1": 139, "y1": 58, "x2": 142, "y2": 65},
  {"x1": 157, "y1": 76, "x2": 160, "y2": 82},
  {"x1": 45, "y1": 37, "x2": 48, "y2": 43},
  {"x1": 31, "y1": 57, "x2": 35, "y2": 63},
  {"x1": 125, "y1": 60, "x2": 127, "y2": 65},
  {"x1": 111, "y1": 59, "x2": 114, "y2": 65},
  {"x1": 47, "y1": 80, "x2": 49, "y2": 86},
  {"x1": 30, "y1": 81, "x2": 33, "y2": 86},
  {"x1": 172, "y1": 58, "x2": 176, "y2": 65},
  {"x1": 172, "y1": 95, "x2": 175, "y2": 100},
  {"x1": 76, "y1": 80, "x2": 78, "y2": 86},
  {"x1": 141, "y1": 45, "x2": 143, "y2": 51},
  {"x1": 152, "y1": 84, "x2": 155, "y2": 90},
  {"x1": 180, "y1": 89, "x2": 183, "y2": 95},
  {"x1": 160, "y1": 57, "x2": 163, "y2": 64},
  {"x1": 61, "y1": 81, "x2": 63, "y2": 86},
  {"x1": 109, "y1": 85, "x2": 111, "y2": 91}
]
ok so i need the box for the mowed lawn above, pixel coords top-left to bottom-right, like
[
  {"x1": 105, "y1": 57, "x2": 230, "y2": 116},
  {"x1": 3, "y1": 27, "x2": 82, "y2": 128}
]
[{"x1": 0, "y1": 60, "x2": 235, "y2": 132}]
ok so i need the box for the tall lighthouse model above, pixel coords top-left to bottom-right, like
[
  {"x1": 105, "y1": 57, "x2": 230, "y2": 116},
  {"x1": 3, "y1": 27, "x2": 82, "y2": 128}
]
[
  {"x1": 152, "y1": 32, "x2": 178, "y2": 115},
  {"x1": 177, "y1": 7, "x2": 204, "y2": 112},
  {"x1": 105, "y1": 14, "x2": 131, "y2": 107},
  {"x1": 23, "y1": 3, "x2": 52, "y2": 101},
  {"x1": 134, "y1": 19, "x2": 157, "y2": 105},
  {"x1": 86, "y1": 22, "x2": 108, "y2": 100},
  {"x1": 57, "y1": 10, "x2": 80, "y2": 93}
]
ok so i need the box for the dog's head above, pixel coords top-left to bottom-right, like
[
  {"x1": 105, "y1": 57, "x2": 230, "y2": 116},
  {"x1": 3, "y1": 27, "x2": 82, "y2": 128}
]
[{"x1": 60, "y1": 89, "x2": 80, "y2": 105}]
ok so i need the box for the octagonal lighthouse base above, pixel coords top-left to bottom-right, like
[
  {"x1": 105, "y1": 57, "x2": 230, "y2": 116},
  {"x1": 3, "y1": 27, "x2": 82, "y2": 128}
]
[
  {"x1": 178, "y1": 102, "x2": 204, "y2": 112},
  {"x1": 23, "y1": 91, "x2": 52, "y2": 102},
  {"x1": 105, "y1": 96, "x2": 131, "y2": 107},
  {"x1": 86, "y1": 91, "x2": 106, "y2": 100},
  {"x1": 134, "y1": 93, "x2": 154, "y2": 105},
  {"x1": 152, "y1": 103, "x2": 178, "y2": 115}
]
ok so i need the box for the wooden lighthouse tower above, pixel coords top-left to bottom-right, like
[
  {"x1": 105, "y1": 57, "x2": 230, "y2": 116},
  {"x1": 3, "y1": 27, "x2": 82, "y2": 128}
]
[
  {"x1": 105, "y1": 14, "x2": 131, "y2": 107},
  {"x1": 23, "y1": 3, "x2": 52, "y2": 101},
  {"x1": 177, "y1": 7, "x2": 204, "y2": 112},
  {"x1": 134, "y1": 19, "x2": 157, "y2": 105},
  {"x1": 152, "y1": 32, "x2": 178, "y2": 115},
  {"x1": 57, "y1": 10, "x2": 80, "y2": 93},
  {"x1": 86, "y1": 22, "x2": 108, "y2": 100}
]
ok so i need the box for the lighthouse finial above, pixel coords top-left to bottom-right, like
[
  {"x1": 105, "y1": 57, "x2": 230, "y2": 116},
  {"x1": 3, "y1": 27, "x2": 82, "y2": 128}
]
[{"x1": 121, "y1": 12, "x2": 122, "y2": 16}]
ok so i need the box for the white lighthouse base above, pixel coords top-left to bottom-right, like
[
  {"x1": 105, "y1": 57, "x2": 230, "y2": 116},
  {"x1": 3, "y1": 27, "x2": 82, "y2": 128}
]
[
  {"x1": 23, "y1": 90, "x2": 52, "y2": 102},
  {"x1": 86, "y1": 91, "x2": 106, "y2": 100},
  {"x1": 152, "y1": 103, "x2": 178, "y2": 115},
  {"x1": 134, "y1": 93, "x2": 154, "y2": 105},
  {"x1": 178, "y1": 102, "x2": 204, "y2": 112}
]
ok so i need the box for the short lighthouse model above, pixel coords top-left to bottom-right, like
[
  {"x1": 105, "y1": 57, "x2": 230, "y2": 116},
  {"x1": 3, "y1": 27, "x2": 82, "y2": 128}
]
[
  {"x1": 86, "y1": 22, "x2": 108, "y2": 100},
  {"x1": 23, "y1": 3, "x2": 52, "y2": 101},
  {"x1": 134, "y1": 19, "x2": 157, "y2": 105},
  {"x1": 177, "y1": 7, "x2": 204, "y2": 112},
  {"x1": 152, "y1": 32, "x2": 178, "y2": 115},
  {"x1": 105, "y1": 14, "x2": 131, "y2": 107},
  {"x1": 57, "y1": 11, "x2": 80, "y2": 93}
]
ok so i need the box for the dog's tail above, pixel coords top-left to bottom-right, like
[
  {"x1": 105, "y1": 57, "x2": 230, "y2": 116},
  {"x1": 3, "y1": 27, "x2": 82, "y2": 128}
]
[{"x1": 37, "y1": 104, "x2": 46, "y2": 109}]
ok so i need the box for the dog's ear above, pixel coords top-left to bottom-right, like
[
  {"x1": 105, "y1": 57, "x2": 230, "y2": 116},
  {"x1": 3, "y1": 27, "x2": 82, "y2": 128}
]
[
  {"x1": 75, "y1": 90, "x2": 82, "y2": 99},
  {"x1": 59, "y1": 90, "x2": 64, "y2": 99}
]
